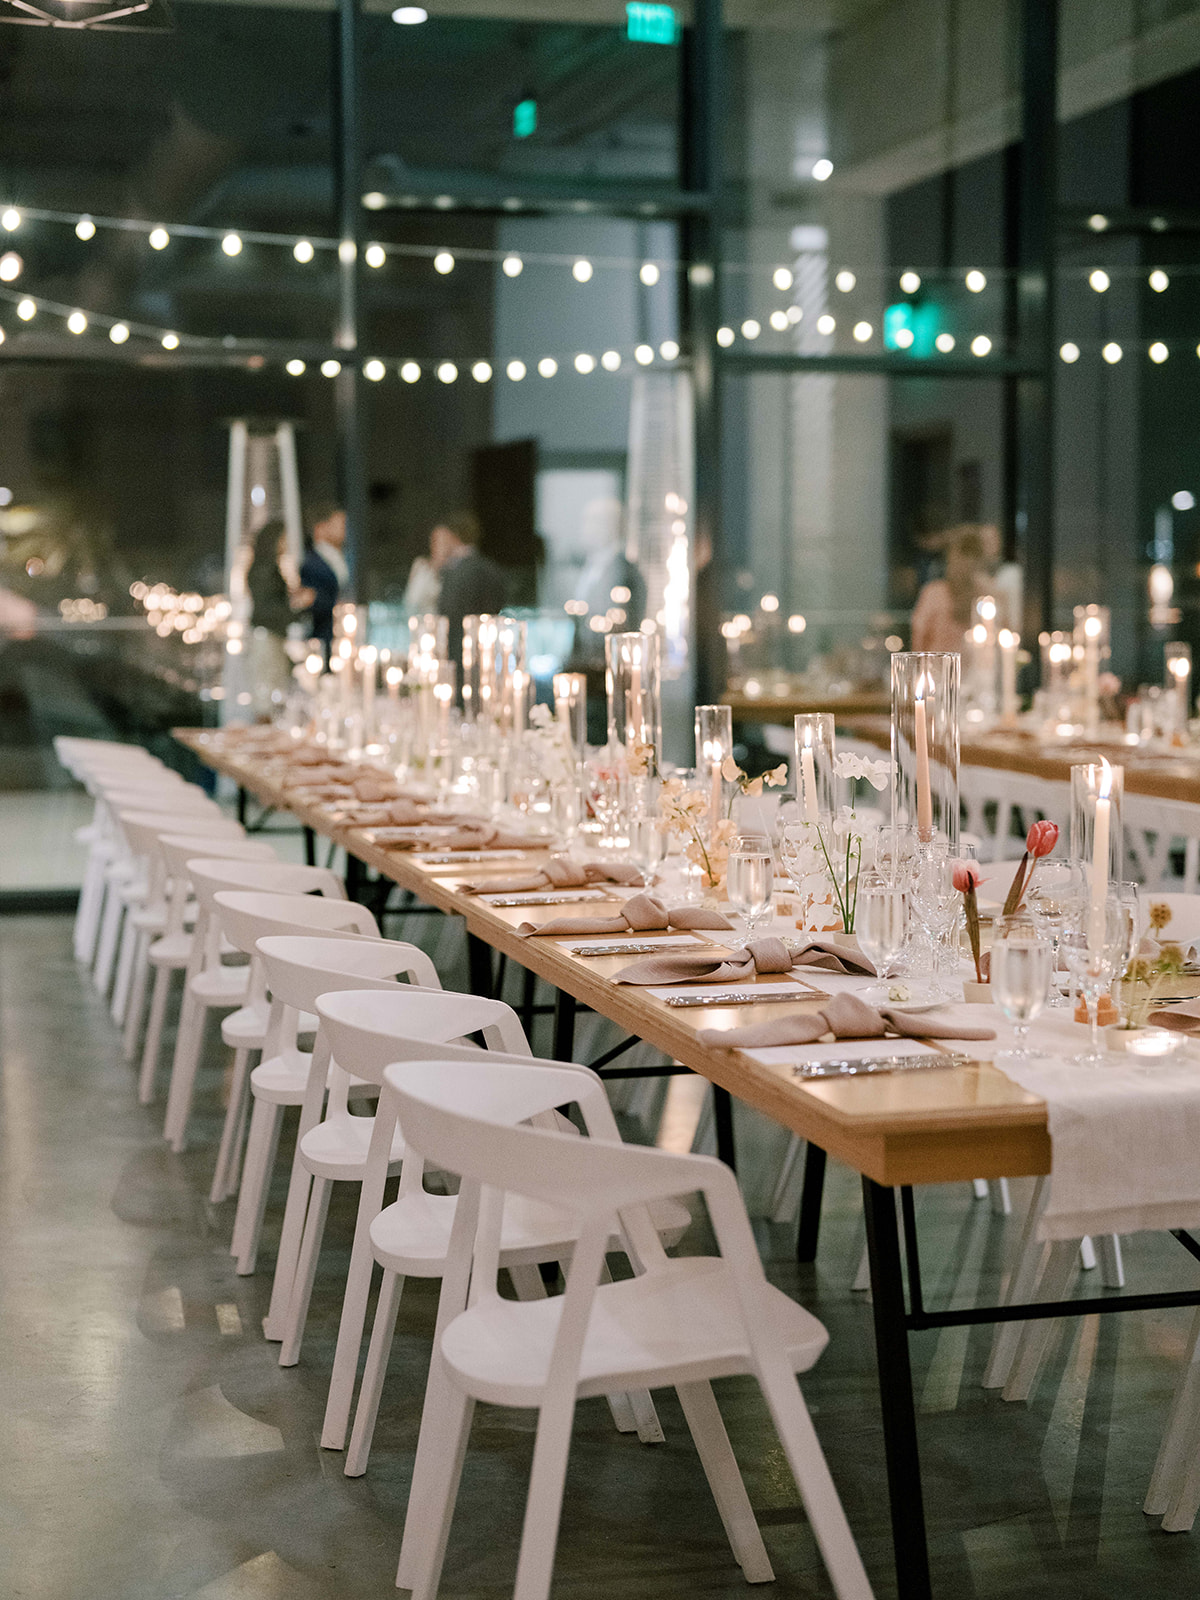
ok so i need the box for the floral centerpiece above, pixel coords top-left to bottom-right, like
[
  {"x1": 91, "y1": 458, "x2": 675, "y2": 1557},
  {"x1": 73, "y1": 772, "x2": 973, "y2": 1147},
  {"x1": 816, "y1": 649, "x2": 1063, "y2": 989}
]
[
  {"x1": 656, "y1": 760, "x2": 785, "y2": 889},
  {"x1": 1119, "y1": 901, "x2": 1187, "y2": 1028},
  {"x1": 525, "y1": 702, "x2": 579, "y2": 788},
  {"x1": 955, "y1": 862, "x2": 984, "y2": 981},
  {"x1": 779, "y1": 752, "x2": 890, "y2": 933},
  {"x1": 1001, "y1": 819, "x2": 1059, "y2": 915}
]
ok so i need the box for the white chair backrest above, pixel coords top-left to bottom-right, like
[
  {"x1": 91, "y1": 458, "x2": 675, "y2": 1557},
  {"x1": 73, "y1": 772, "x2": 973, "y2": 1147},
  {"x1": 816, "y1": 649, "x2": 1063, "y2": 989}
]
[
  {"x1": 188, "y1": 858, "x2": 345, "y2": 914},
  {"x1": 257, "y1": 933, "x2": 440, "y2": 1012},
  {"x1": 316, "y1": 986, "x2": 529, "y2": 1088},
  {"x1": 213, "y1": 890, "x2": 378, "y2": 956}
]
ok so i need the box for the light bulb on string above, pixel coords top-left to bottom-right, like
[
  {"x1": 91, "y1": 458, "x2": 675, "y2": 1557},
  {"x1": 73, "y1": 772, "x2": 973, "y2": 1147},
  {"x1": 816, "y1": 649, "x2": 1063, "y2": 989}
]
[
  {"x1": 852, "y1": 321, "x2": 872, "y2": 342},
  {"x1": 472, "y1": 360, "x2": 492, "y2": 382},
  {"x1": 501, "y1": 255, "x2": 523, "y2": 277},
  {"x1": 659, "y1": 340, "x2": 679, "y2": 360},
  {"x1": 1089, "y1": 268, "x2": 1109, "y2": 293},
  {"x1": 433, "y1": 251, "x2": 454, "y2": 274},
  {"x1": 363, "y1": 358, "x2": 386, "y2": 380},
  {"x1": 935, "y1": 332, "x2": 955, "y2": 352},
  {"x1": 1, "y1": 209, "x2": 19, "y2": 231},
  {"x1": 716, "y1": 326, "x2": 734, "y2": 346},
  {"x1": 338, "y1": 240, "x2": 356, "y2": 263},
  {"x1": 634, "y1": 344, "x2": 653, "y2": 365},
  {"x1": 321, "y1": 358, "x2": 341, "y2": 377},
  {"x1": 971, "y1": 334, "x2": 992, "y2": 356},
  {"x1": 161, "y1": 331, "x2": 179, "y2": 349},
  {"x1": 965, "y1": 269, "x2": 986, "y2": 292},
  {"x1": 574, "y1": 352, "x2": 595, "y2": 373},
  {"x1": 365, "y1": 243, "x2": 386, "y2": 268},
  {"x1": 1150, "y1": 341, "x2": 1169, "y2": 363},
  {"x1": 537, "y1": 357, "x2": 557, "y2": 377},
  {"x1": 639, "y1": 262, "x2": 659, "y2": 286},
  {"x1": 286, "y1": 358, "x2": 306, "y2": 375},
  {"x1": 108, "y1": 323, "x2": 129, "y2": 344},
  {"x1": 601, "y1": 349, "x2": 621, "y2": 371},
  {"x1": 835, "y1": 270, "x2": 856, "y2": 292},
  {"x1": 572, "y1": 259, "x2": 593, "y2": 282},
  {"x1": 67, "y1": 310, "x2": 87, "y2": 334},
  {"x1": 741, "y1": 319, "x2": 760, "y2": 339},
  {"x1": 1102, "y1": 341, "x2": 1123, "y2": 364},
  {"x1": 437, "y1": 361, "x2": 458, "y2": 383},
  {"x1": 900, "y1": 270, "x2": 920, "y2": 293},
  {"x1": 772, "y1": 266, "x2": 793, "y2": 291},
  {"x1": 75, "y1": 217, "x2": 95, "y2": 241},
  {"x1": 1060, "y1": 342, "x2": 1080, "y2": 363},
  {"x1": 149, "y1": 228, "x2": 169, "y2": 250},
  {"x1": 769, "y1": 310, "x2": 788, "y2": 331},
  {"x1": 506, "y1": 359, "x2": 526, "y2": 380},
  {"x1": 293, "y1": 239, "x2": 314, "y2": 263},
  {"x1": 0, "y1": 252, "x2": 21, "y2": 282},
  {"x1": 222, "y1": 233, "x2": 242, "y2": 256},
  {"x1": 1150, "y1": 269, "x2": 1169, "y2": 292},
  {"x1": 400, "y1": 361, "x2": 420, "y2": 383}
]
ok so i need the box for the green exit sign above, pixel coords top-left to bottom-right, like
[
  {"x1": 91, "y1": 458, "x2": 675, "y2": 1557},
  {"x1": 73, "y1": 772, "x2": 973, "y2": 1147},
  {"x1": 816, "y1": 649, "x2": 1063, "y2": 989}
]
[
  {"x1": 513, "y1": 98, "x2": 537, "y2": 138},
  {"x1": 626, "y1": 2, "x2": 677, "y2": 44}
]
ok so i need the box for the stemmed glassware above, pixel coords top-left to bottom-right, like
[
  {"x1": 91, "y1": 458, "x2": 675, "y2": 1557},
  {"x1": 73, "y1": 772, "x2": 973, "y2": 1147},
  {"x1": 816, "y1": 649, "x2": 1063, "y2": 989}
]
[
  {"x1": 726, "y1": 832, "x2": 775, "y2": 939},
  {"x1": 990, "y1": 914, "x2": 1052, "y2": 1059},
  {"x1": 1061, "y1": 895, "x2": 1128, "y2": 1064},
  {"x1": 909, "y1": 844, "x2": 962, "y2": 997},
  {"x1": 855, "y1": 870, "x2": 909, "y2": 981},
  {"x1": 1026, "y1": 862, "x2": 1085, "y2": 1007},
  {"x1": 584, "y1": 753, "x2": 623, "y2": 851},
  {"x1": 1110, "y1": 880, "x2": 1141, "y2": 1025}
]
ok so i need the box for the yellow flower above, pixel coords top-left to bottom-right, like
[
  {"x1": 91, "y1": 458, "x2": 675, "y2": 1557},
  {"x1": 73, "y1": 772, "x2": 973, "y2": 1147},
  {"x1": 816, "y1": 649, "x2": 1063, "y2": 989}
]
[{"x1": 1149, "y1": 901, "x2": 1173, "y2": 932}]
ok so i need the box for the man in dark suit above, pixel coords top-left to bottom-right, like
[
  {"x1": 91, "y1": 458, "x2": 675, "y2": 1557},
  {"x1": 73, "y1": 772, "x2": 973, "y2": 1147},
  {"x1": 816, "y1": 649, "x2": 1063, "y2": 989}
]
[
  {"x1": 300, "y1": 504, "x2": 348, "y2": 664},
  {"x1": 430, "y1": 511, "x2": 507, "y2": 670}
]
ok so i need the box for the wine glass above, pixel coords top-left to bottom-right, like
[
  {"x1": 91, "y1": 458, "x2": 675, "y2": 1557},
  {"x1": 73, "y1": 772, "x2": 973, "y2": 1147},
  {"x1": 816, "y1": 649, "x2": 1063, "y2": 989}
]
[
  {"x1": 1026, "y1": 862, "x2": 1084, "y2": 1008},
  {"x1": 990, "y1": 914, "x2": 1052, "y2": 1059},
  {"x1": 909, "y1": 844, "x2": 960, "y2": 996},
  {"x1": 726, "y1": 832, "x2": 774, "y2": 939},
  {"x1": 778, "y1": 820, "x2": 824, "y2": 929},
  {"x1": 1061, "y1": 896, "x2": 1127, "y2": 1064},
  {"x1": 872, "y1": 822, "x2": 919, "y2": 884},
  {"x1": 856, "y1": 871, "x2": 909, "y2": 981},
  {"x1": 1110, "y1": 880, "x2": 1141, "y2": 1024},
  {"x1": 584, "y1": 756, "x2": 622, "y2": 850},
  {"x1": 629, "y1": 812, "x2": 668, "y2": 888}
]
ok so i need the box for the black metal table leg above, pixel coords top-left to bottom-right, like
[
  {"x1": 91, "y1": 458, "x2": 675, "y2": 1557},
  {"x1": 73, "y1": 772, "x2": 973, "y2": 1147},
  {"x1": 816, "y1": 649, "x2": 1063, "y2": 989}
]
[
  {"x1": 552, "y1": 989, "x2": 576, "y2": 1060},
  {"x1": 713, "y1": 1086, "x2": 736, "y2": 1172},
  {"x1": 521, "y1": 967, "x2": 537, "y2": 1043},
  {"x1": 862, "y1": 1176, "x2": 932, "y2": 1600},
  {"x1": 237, "y1": 784, "x2": 247, "y2": 825},
  {"x1": 303, "y1": 825, "x2": 316, "y2": 867},
  {"x1": 344, "y1": 852, "x2": 364, "y2": 903},
  {"x1": 795, "y1": 1142, "x2": 827, "y2": 1263},
  {"x1": 466, "y1": 933, "x2": 493, "y2": 998}
]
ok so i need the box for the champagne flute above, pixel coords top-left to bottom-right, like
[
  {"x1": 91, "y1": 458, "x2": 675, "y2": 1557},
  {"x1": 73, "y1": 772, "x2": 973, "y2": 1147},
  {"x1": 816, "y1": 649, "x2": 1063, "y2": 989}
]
[
  {"x1": 990, "y1": 914, "x2": 1052, "y2": 1059},
  {"x1": 856, "y1": 871, "x2": 909, "y2": 981},
  {"x1": 726, "y1": 832, "x2": 774, "y2": 939}
]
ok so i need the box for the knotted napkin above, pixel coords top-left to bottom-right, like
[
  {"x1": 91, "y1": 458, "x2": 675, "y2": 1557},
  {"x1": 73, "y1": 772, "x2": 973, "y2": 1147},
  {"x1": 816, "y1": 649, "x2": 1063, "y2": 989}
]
[
  {"x1": 462, "y1": 857, "x2": 645, "y2": 896},
  {"x1": 616, "y1": 935, "x2": 817, "y2": 986},
  {"x1": 699, "y1": 991, "x2": 995, "y2": 1049},
  {"x1": 1149, "y1": 999, "x2": 1200, "y2": 1033},
  {"x1": 516, "y1": 891, "x2": 733, "y2": 938},
  {"x1": 387, "y1": 820, "x2": 542, "y2": 853}
]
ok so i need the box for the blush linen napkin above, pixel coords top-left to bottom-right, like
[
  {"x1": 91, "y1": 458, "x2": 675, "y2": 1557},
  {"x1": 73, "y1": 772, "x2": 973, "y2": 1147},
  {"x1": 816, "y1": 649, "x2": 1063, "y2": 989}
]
[
  {"x1": 699, "y1": 991, "x2": 997, "y2": 1049},
  {"x1": 516, "y1": 891, "x2": 734, "y2": 939},
  {"x1": 616, "y1": 934, "x2": 821, "y2": 986},
  {"x1": 461, "y1": 857, "x2": 645, "y2": 896}
]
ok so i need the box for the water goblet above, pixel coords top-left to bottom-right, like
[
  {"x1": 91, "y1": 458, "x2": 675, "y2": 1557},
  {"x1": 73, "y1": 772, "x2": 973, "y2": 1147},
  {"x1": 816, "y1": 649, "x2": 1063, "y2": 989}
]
[
  {"x1": 1026, "y1": 862, "x2": 1084, "y2": 1007},
  {"x1": 726, "y1": 832, "x2": 774, "y2": 939},
  {"x1": 855, "y1": 871, "x2": 909, "y2": 981},
  {"x1": 1061, "y1": 896, "x2": 1127, "y2": 1064},
  {"x1": 990, "y1": 914, "x2": 1052, "y2": 1059}
]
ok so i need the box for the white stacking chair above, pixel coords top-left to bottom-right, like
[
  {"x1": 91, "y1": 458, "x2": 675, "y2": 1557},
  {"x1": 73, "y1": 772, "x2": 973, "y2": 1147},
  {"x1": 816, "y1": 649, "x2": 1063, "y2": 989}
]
[
  {"x1": 213, "y1": 893, "x2": 382, "y2": 1272},
  {"x1": 135, "y1": 831, "x2": 276, "y2": 1093},
  {"x1": 207, "y1": 901, "x2": 385, "y2": 1251},
  {"x1": 250, "y1": 934, "x2": 440, "y2": 1341},
  {"x1": 1125, "y1": 797, "x2": 1200, "y2": 891},
  {"x1": 1146, "y1": 1307, "x2": 1200, "y2": 1531},
  {"x1": 339, "y1": 1037, "x2": 692, "y2": 1479},
  {"x1": 314, "y1": 987, "x2": 531, "y2": 1451},
  {"x1": 389, "y1": 1056, "x2": 874, "y2": 1600},
  {"x1": 161, "y1": 858, "x2": 347, "y2": 1152}
]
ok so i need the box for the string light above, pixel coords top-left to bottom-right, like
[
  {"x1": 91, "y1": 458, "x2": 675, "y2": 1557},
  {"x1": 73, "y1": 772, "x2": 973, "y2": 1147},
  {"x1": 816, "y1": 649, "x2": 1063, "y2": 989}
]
[
  {"x1": 294, "y1": 239, "x2": 314, "y2": 263},
  {"x1": 537, "y1": 357, "x2": 557, "y2": 376},
  {"x1": 400, "y1": 361, "x2": 420, "y2": 382},
  {"x1": 965, "y1": 269, "x2": 986, "y2": 292},
  {"x1": 1102, "y1": 341, "x2": 1123, "y2": 364},
  {"x1": 149, "y1": 227, "x2": 169, "y2": 250},
  {"x1": 286, "y1": 358, "x2": 306, "y2": 375},
  {"x1": 1060, "y1": 341, "x2": 1080, "y2": 362},
  {"x1": 506, "y1": 359, "x2": 526, "y2": 380},
  {"x1": 601, "y1": 349, "x2": 620, "y2": 370},
  {"x1": 1089, "y1": 268, "x2": 1109, "y2": 292},
  {"x1": 363, "y1": 358, "x2": 386, "y2": 380},
  {"x1": 66, "y1": 310, "x2": 87, "y2": 334},
  {"x1": 853, "y1": 321, "x2": 872, "y2": 342},
  {"x1": 812, "y1": 158, "x2": 833, "y2": 181},
  {"x1": 471, "y1": 360, "x2": 492, "y2": 381},
  {"x1": 502, "y1": 255, "x2": 523, "y2": 278},
  {"x1": 835, "y1": 270, "x2": 856, "y2": 292},
  {"x1": 433, "y1": 251, "x2": 454, "y2": 274},
  {"x1": 0, "y1": 252, "x2": 20, "y2": 282},
  {"x1": 1149, "y1": 269, "x2": 1169, "y2": 292},
  {"x1": 769, "y1": 310, "x2": 789, "y2": 330},
  {"x1": 108, "y1": 323, "x2": 129, "y2": 344},
  {"x1": 893, "y1": 327, "x2": 914, "y2": 349},
  {"x1": 659, "y1": 340, "x2": 679, "y2": 360},
  {"x1": 634, "y1": 344, "x2": 653, "y2": 365},
  {"x1": 75, "y1": 217, "x2": 95, "y2": 241},
  {"x1": 338, "y1": 240, "x2": 356, "y2": 263},
  {"x1": 572, "y1": 259, "x2": 593, "y2": 283},
  {"x1": 1150, "y1": 341, "x2": 1169, "y2": 363},
  {"x1": 772, "y1": 267, "x2": 793, "y2": 291},
  {"x1": 161, "y1": 331, "x2": 179, "y2": 349},
  {"x1": 899, "y1": 270, "x2": 920, "y2": 292},
  {"x1": 1, "y1": 209, "x2": 19, "y2": 231},
  {"x1": 364, "y1": 243, "x2": 386, "y2": 268},
  {"x1": 320, "y1": 358, "x2": 341, "y2": 376},
  {"x1": 816, "y1": 313, "x2": 835, "y2": 334},
  {"x1": 437, "y1": 360, "x2": 458, "y2": 382},
  {"x1": 639, "y1": 262, "x2": 659, "y2": 286},
  {"x1": 574, "y1": 352, "x2": 595, "y2": 373},
  {"x1": 971, "y1": 334, "x2": 992, "y2": 356},
  {"x1": 716, "y1": 326, "x2": 734, "y2": 346},
  {"x1": 935, "y1": 332, "x2": 955, "y2": 352},
  {"x1": 221, "y1": 233, "x2": 242, "y2": 256},
  {"x1": 741, "y1": 319, "x2": 760, "y2": 339}
]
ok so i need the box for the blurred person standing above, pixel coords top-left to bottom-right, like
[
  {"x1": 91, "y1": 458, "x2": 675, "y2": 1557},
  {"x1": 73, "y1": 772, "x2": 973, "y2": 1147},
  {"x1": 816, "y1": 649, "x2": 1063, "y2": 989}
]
[
  {"x1": 911, "y1": 526, "x2": 988, "y2": 653},
  {"x1": 300, "y1": 504, "x2": 349, "y2": 664},
  {"x1": 429, "y1": 511, "x2": 506, "y2": 668}
]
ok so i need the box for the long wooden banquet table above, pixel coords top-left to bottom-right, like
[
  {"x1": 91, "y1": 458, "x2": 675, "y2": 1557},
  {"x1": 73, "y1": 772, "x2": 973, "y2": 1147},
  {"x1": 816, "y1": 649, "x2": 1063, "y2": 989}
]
[{"x1": 175, "y1": 724, "x2": 1200, "y2": 1600}]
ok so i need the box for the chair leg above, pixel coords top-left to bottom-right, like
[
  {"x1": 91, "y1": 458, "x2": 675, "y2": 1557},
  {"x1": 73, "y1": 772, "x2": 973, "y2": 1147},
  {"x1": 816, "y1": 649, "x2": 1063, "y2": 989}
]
[
  {"x1": 982, "y1": 1176, "x2": 1048, "y2": 1390},
  {"x1": 972, "y1": 1178, "x2": 989, "y2": 1200},
  {"x1": 512, "y1": 1394, "x2": 579, "y2": 1600},
  {"x1": 344, "y1": 1268, "x2": 407, "y2": 1477},
  {"x1": 122, "y1": 932, "x2": 150, "y2": 1062},
  {"x1": 209, "y1": 1047, "x2": 254, "y2": 1207},
  {"x1": 262, "y1": 1153, "x2": 316, "y2": 1339},
  {"x1": 1002, "y1": 1238, "x2": 1079, "y2": 1403},
  {"x1": 111, "y1": 915, "x2": 138, "y2": 1024},
  {"x1": 138, "y1": 965, "x2": 172, "y2": 1103},
  {"x1": 75, "y1": 853, "x2": 105, "y2": 962},
  {"x1": 989, "y1": 1178, "x2": 1012, "y2": 1216},
  {"x1": 231, "y1": 1099, "x2": 284, "y2": 1275},
  {"x1": 278, "y1": 1175, "x2": 333, "y2": 1367},
  {"x1": 399, "y1": 1363, "x2": 476, "y2": 1600},
  {"x1": 674, "y1": 1380, "x2": 773, "y2": 1582},
  {"x1": 321, "y1": 1179, "x2": 389, "y2": 1449},
  {"x1": 162, "y1": 994, "x2": 206, "y2": 1153},
  {"x1": 1147, "y1": 1307, "x2": 1200, "y2": 1520},
  {"x1": 1079, "y1": 1236, "x2": 1098, "y2": 1271},
  {"x1": 755, "y1": 1361, "x2": 873, "y2": 1600},
  {"x1": 92, "y1": 884, "x2": 123, "y2": 994},
  {"x1": 1098, "y1": 1234, "x2": 1125, "y2": 1288}
]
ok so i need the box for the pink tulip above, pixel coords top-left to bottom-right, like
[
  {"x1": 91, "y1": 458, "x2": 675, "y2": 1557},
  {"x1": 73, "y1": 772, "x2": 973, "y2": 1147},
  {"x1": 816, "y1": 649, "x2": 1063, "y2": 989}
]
[
  {"x1": 952, "y1": 862, "x2": 982, "y2": 893},
  {"x1": 1026, "y1": 820, "x2": 1058, "y2": 858}
]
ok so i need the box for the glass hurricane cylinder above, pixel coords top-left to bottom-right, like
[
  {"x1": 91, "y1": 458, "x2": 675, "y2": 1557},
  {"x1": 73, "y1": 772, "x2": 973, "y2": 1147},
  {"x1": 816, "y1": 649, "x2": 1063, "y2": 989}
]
[
  {"x1": 464, "y1": 614, "x2": 499, "y2": 727},
  {"x1": 494, "y1": 617, "x2": 528, "y2": 739},
  {"x1": 1073, "y1": 603, "x2": 1110, "y2": 736},
  {"x1": 408, "y1": 613, "x2": 447, "y2": 670},
  {"x1": 1038, "y1": 630, "x2": 1075, "y2": 730},
  {"x1": 695, "y1": 704, "x2": 733, "y2": 824},
  {"x1": 1165, "y1": 641, "x2": 1192, "y2": 736},
  {"x1": 606, "y1": 631, "x2": 662, "y2": 764},
  {"x1": 1070, "y1": 761, "x2": 1124, "y2": 910},
  {"x1": 793, "y1": 713, "x2": 836, "y2": 823},
  {"x1": 553, "y1": 672, "x2": 587, "y2": 759},
  {"x1": 891, "y1": 651, "x2": 959, "y2": 846}
]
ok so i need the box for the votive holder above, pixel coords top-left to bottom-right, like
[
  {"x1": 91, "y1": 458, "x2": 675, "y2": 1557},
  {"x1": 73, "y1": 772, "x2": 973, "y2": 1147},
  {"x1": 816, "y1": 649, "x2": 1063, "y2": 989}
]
[
  {"x1": 1070, "y1": 759, "x2": 1124, "y2": 907},
  {"x1": 890, "y1": 651, "x2": 959, "y2": 846},
  {"x1": 695, "y1": 704, "x2": 733, "y2": 823},
  {"x1": 793, "y1": 713, "x2": 836, "y2": 823},
  {"x1": 554, "y1": 672, "x2": 587, "y2": 758},
  {"x1": 1165, "y1": 642, "x2": 1192, "y2": 736},
  {"x1": 606, "y1": 630, "x2": 662, "y2": 764}
]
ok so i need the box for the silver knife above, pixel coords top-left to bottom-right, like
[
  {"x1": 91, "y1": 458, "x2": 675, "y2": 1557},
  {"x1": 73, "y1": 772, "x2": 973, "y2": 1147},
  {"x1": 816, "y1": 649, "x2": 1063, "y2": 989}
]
[
  {"x1": 666, "y1": 988, "x2": 830, "y2": 1008},
  {"x1": 486, "y1": 892, "x2": 614, "y2": 907},
  {"x1": 793, "y1": 1052, "x2": 970, "y2": 1078},
  {"x1": 570, "y1": 941, "x2": 691, "y2": 956}
]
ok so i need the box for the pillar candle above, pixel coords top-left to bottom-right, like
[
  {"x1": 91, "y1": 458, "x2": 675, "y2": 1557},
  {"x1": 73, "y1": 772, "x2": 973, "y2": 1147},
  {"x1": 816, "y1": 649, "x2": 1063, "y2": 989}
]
[
  {"x1": 998, "y1": 629, "x2": 1019, "y2": 723},
  {"x1": 801, "y1": 745, "x2": 819, "y2": 824},
  {"x1": 914, "y1": 687, "x2": 933, "y2": 842},
  {"x1": 1088, "y1": 761, "x2": 1112, "y2": 956},
  {"x1": 710, "y1": 760, "x2": 723, "y2": 824}
]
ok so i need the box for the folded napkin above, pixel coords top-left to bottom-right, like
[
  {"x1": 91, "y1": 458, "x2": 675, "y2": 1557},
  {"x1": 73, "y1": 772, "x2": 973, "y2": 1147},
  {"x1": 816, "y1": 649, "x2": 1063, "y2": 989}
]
[
  {"x1": 286, "y1": 748, "x2": 347, "y2": 768},
  {"x1": 461, "y1": 856, "x2": 645, "y2": 896},
  {"x1": 391, "y1": 821, "x2": 541, "y2": 853},
  {"x1": 699, "y1": 991, "x2": 996, "y2": 1049},
  {"x1": 353, "y1": 774, "x2": 405, "y2": 803},
  {"x1": 784, "y1": 937, "x2": 876, "y2": 977},
  {"x1": 283, "y1": 766, "x2": 349, "y2": 788},
  {"x1": 516, "y1": 891, "x2": 733, "y2": 938},
  {"x1": 1149, "y1": 999, "x2": 1200, "y2": 1032},
  {"x1": 616, "y1": 934, "x2": 807, "y2": 986}
]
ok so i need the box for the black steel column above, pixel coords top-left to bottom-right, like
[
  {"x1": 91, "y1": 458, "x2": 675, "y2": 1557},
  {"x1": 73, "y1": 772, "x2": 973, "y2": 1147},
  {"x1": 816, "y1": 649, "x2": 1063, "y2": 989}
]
[
  {"x1": 334, "y1": 0, "x2": 367, "y2": 600},
  {"x1": 681, "y1": 0, "x2": 723, "y2": 705},
  {"x1": 1013, "y1": 0, "x2": 1059, "y2": 642}
]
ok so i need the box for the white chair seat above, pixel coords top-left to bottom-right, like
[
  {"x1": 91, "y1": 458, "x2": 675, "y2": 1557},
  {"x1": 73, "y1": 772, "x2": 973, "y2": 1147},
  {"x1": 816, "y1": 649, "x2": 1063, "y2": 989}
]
[
  {"x1": 149, "y1": 931, "x2": 192, "y2": 966},
  {"x1": 250, "y1": 1048, "x2": 314, "y2": 1104},
  {"x1": 300, "y1": 1114, "x2": 406, "y2": 1180},
  {"x1": 131, "y1": 904, "x2": 167, "y2": 934},
  {"x1": 222, "y1": 1001, "x2": 272, "y2": 1047},
  {"x1": 190, "y1": 965, "x2": 250, "y2": 1003},
  {"x1": 442, "y1": 1256, "x2": 829, "y2": 1406}
]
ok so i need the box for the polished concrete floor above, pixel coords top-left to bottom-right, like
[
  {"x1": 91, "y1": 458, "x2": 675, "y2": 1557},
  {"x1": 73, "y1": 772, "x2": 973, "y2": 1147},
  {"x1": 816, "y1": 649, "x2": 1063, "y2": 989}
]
[{"x1": 5, "y1": 911, "x2": 1200, "y2": 1600}]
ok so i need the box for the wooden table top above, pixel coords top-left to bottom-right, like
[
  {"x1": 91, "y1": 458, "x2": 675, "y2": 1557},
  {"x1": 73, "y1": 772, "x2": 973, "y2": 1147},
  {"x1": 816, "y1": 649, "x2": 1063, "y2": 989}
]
[
  {"x1": 837, "y1": 715, "x2": 1200, "y2": 807},
  {"x1": 175, "y1": 725, "x2": 1052, "y2": 1189}
]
